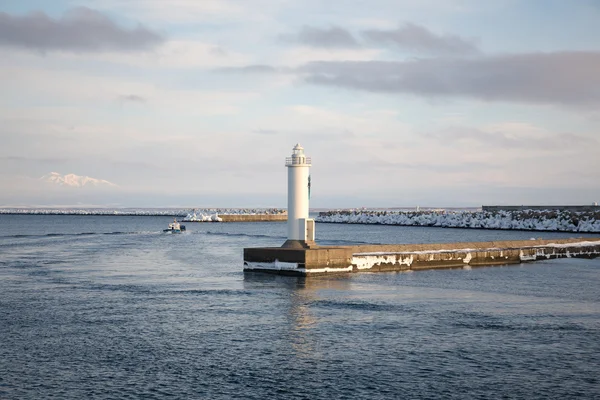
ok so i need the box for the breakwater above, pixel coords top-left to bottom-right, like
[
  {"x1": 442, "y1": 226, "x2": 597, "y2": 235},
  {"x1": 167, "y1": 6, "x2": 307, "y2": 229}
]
[
  {"x1": 182, "y1": 209, "x2": 286, "y2": 222},
  {"x1": 218, "y1": 214, "x2": 286, "y2": 222},
  {"x1": 186, "y1": 214, "x2": 287, "y2": 222},
  {"x1": 316, "y1": 209, "x2": 600, "y2": 233},
  {"x1": 244, "y1": 238, "x2": 600, "y2": 276},
  {"x1": 0, "y1": 207, "x2": 286, "y2": 218},
  {"x1": 483, "y1": 205, "x2": 599, "y2": 212}
]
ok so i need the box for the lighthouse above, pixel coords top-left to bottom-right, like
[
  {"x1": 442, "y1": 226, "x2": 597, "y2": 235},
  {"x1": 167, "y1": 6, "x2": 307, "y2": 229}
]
[{"x1": 283, "y1": 144, "x2": 316, "y2": 248}]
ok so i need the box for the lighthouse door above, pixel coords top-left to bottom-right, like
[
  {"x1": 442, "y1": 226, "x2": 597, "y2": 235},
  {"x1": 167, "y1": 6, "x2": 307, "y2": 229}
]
[{"x1": 306, "y1": 219, "x2": 315, "y2": 242}]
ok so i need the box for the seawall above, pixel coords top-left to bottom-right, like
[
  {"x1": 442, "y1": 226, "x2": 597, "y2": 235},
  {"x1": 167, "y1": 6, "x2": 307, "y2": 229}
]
[
  {"x1": 483, "y1": 205, "x2": 600, "y2": 212},
  {"x1": 190, "y1": 214, "x2": 287, "y2": 222},
  {"x1": 244, "y1": 238, "x2": 600, "y2": 276},
  {"x1": 315, "y1": 209, "x2": 600, "y2": 233}
]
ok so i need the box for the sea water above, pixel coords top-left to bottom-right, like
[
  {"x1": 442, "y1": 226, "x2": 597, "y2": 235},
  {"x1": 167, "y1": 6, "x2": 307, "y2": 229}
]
[{"x1": 1, "y1": 215, "x2": 600, "y2": 399}]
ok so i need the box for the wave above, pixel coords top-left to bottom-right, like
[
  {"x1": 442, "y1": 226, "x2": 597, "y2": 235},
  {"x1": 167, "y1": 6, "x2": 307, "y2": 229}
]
[
  {"x1": 451, "y1": 319, "x2": 587, "y2": 332},
  {"x1": 175, "y1": 289, "x2": 255, "y2": 296},
  {"x1": 204, "y1": 231, "x2": 287, "y2": 240},
  {"x1": 69, "y1": 284, "x2": 256, "y2": 296},
  {"x1": 1, "y1": 231, "x2": 162, "y2": 239},
  {"x1": 102, "y1": 231, "x2": 161, "y2": 236},
  {"x1": 314, "y1": 299, "x2": 406, "y2": 312},
  {"x1": 201, "y1": 231, "x2": 371, "y2": 244},
  {"x1": 3, "y1": 231, "x2": 378, "y2": 242}
]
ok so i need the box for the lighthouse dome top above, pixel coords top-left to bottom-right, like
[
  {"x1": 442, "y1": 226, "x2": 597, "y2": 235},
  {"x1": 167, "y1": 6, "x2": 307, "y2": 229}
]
[
  {"x1": 292, "y1": 143, "x2": 305, "y2": 155},
  {"x1": 285, "y1": 143, "x2": 311, "y2": 166}
]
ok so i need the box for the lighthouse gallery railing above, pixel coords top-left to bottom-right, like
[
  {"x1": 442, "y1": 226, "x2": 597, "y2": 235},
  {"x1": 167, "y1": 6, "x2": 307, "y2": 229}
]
[{"x1": 285, "y1": 157, "x2": 312, "y2": 166}]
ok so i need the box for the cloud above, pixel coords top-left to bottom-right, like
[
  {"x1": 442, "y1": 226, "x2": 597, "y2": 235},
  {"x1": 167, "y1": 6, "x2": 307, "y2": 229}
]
[
  {"x1": 298, "y1": 51, "x2": 600, "y2": 106},
  {"x1": 0, "y1": 7, "x2": 165, "y2": 53},
  {"x1": 118, "y1": 94, "x2": 146, "y2": 103},
  {"x1": 277, "y1": 47, "x2": 380, "y2": 65},
  {"x1": 362, "y1": 23, "x2": 479, "y2": 55},
  {"x1": 278, "y1": 23, "x2": 476, "y2": 55},
  {"x1": 0, "y1": 156, "x2": 71, "y2": 165},
  {"x1": 221, "y1": 51, "x2": 600, "y2": 106},
  {"x1": 209, "y1": 45, "x2": 228, "y2": 56},
  {"x1": 88, "y1": 40, "x2": 249, "y2": 68},
  {"x1": 279, "y1": 26, "x2": 360, "y2": 49},
  {"x1": 217, "y1": 64, "x2": 282, "y2": 73},
  {"x1": 426, "y1": 124, "x2": 598, "y2": 151},
  {"x1": 252, "y1": 129, "x2": 278, "y2": 135},
  {"x1": 89, "y1": 0, "x2": 249, "y2": 23}
]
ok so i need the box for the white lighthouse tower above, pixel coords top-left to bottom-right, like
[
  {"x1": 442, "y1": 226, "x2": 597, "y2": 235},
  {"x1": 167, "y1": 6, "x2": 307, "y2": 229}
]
[{"x1": 283, "y1": 143, "x2": 316, "y2": 248}]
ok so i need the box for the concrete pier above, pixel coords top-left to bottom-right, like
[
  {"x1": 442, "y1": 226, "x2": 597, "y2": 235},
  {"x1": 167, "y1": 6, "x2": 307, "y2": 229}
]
[
  {"x1": 243, "y1": 238, "x2": 600, "y2": 276},
  {"x1": 216, "y1": 214, "x2": 286, "y2": 222}
]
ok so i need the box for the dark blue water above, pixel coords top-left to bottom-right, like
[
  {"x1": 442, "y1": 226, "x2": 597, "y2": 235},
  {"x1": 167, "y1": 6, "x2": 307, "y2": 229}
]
[{"x1": 1, "y1": 215, "x2": 600, "y2": 399}]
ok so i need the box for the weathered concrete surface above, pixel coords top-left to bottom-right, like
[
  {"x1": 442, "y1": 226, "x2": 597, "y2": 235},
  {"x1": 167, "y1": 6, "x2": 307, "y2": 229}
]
[{"x1": 243, "y1": 238, "x2": 600, "y2": 276}]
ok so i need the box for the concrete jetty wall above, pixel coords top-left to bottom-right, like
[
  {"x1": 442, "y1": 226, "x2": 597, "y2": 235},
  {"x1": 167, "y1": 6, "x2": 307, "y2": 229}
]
[
  {"x1": 185, "y1": 214, "x2": 287, "y2": 222},
  {"x1": 243, "y1": 238, "x2": 600, "y2": 276},
  {"x1": 218, "y1": 214, "x2": 286, "y2": 222}
]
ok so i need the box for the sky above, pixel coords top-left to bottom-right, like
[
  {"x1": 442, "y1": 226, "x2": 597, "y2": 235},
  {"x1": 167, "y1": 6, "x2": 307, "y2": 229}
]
[{"x1": 1, "y1": 0, "x2": 599, "y2": 208}]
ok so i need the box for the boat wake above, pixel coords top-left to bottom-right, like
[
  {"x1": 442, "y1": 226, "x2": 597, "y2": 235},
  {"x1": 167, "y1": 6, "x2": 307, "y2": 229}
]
[
  {"x1": 1, "y1": 231, "x2": 163, "y2": 239},
  {"x1": 204, "y1": 231, "x2": 287, "y2": 240}
]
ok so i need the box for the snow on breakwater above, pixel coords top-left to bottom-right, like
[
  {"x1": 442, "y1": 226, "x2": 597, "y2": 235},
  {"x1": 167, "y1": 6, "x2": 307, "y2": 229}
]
[
  {"x1": 0, "y1": 208, "x2": 286, "y2": 217},
  {"x1": 315, "y1": 209, "x2": 600, "y2": 233},
  {"x1": 183, "y1": 212, "x2": 222, "y2": 222},
  {"x1": 182, "y1": 208, "x2": 287, "y2": 222}
]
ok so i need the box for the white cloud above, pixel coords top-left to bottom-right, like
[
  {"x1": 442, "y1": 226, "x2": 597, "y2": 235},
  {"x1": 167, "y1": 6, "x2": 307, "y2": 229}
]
[
  {"x1": 249, "y1": 104, "x2": 599, "y2": 192},
  {"x1": 0, "y1": 39, "x2": 250, "y2": 69},
  {"x1": 2, "y1": 1, "x2": 599, "y2": 206},
  {"x1": 95, "y1": 40, "x2": 251, "y2": 68},
  {"x1": 78, "y1": 0, "x2": 280, "y2": 24},
  {"x1": 0, "y1": 64, "x2": 258, "y2": 115},
  {"x1": 78, "y1": 0, "x2": 245, "y2": 22},
  {"x1": 257, "y1": 105, "x2": 409, "y2": 139}
]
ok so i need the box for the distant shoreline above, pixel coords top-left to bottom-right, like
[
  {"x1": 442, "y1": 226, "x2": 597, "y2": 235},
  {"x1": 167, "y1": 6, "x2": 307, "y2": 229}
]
[
  {"x1": 0, "y1": 208, "x2": 287, "y2": 217},
  {"x1": 0, "y1": 212, "x2": 186, "y2": 216}
]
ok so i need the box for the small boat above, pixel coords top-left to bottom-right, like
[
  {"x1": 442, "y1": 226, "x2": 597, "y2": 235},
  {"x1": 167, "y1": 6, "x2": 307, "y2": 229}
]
[{"x1": 163, "y1": 218, "x2": 186, "y2": 233}]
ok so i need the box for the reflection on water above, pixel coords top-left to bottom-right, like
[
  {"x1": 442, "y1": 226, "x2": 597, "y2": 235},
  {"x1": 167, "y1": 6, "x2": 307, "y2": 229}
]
[
  {"x1": 243, "y1": 274, "x2": 354, "y2": 358},
  {"x1": 289, "y1": 288, "x2": 318, "y2": 358}
]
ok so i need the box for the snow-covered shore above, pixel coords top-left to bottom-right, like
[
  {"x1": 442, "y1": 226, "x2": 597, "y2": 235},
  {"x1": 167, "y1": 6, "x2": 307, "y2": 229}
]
[
  {"x1": 315, "y1": 209, "x2": 600, "y2": 233},
  {"x1": 0, "y1": 208, "x2": 286, "y2": 217}
]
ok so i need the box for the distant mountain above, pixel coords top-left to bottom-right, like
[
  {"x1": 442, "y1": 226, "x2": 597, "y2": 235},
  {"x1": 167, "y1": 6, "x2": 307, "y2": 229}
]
[{"x1": 40, "y1": 172, "x2": 117, "y2": 188}]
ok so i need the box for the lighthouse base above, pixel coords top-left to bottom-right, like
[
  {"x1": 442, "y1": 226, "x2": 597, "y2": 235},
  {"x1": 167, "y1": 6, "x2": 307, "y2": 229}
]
[{"x1": 281, "y1": 240, "x2": 318, "y2": 249}]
